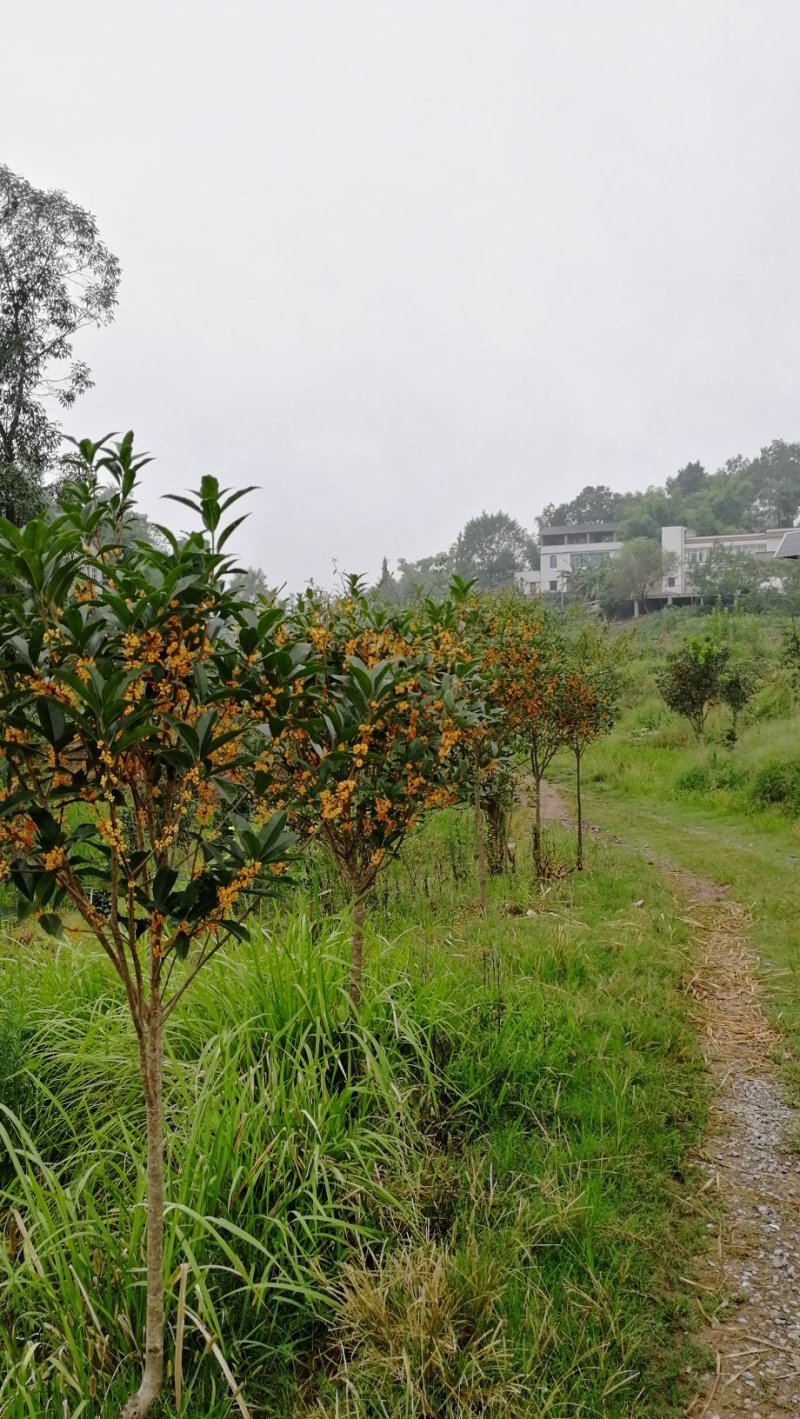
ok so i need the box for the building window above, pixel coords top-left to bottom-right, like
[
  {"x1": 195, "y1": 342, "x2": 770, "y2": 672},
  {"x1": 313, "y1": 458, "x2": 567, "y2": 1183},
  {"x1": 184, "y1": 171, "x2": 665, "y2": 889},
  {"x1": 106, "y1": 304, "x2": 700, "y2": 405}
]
[
  {"x1": 549, "y1": 580, "x2": 558, "y2": 592},
  {"x1": 667, "y1": 576, "x2": 676, "y2": 588},
  {"x1": 549, "y1": 554, "x2": 558, "y2": 568}
]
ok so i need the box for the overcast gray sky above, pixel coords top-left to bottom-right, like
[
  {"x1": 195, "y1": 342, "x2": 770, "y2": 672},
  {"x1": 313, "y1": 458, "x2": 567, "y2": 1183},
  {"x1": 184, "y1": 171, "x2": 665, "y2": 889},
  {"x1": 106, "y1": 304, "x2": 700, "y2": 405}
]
[{"x1": 7, "y1": 0, "x2": 800, "y2": 586}]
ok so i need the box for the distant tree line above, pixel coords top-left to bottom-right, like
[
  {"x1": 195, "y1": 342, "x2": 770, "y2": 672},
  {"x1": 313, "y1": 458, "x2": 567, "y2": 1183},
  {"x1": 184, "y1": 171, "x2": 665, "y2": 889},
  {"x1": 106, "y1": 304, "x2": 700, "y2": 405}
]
[
  {"x1": 539, "y1": 442, "x2": 800, "y2": 541},
  {"x1": 373, "y1": 509, "x2": 538, "y2": 602},
  {"x1": 378, "y1": 443, "x2": 800, "y2": 612}
]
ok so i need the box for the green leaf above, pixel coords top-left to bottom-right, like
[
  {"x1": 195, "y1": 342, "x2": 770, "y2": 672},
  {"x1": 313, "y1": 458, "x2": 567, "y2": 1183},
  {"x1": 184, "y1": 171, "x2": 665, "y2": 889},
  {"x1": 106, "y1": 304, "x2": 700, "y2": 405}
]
[
  {"x1": 36, "y1": 698, "x2": 67, "y2": 747},
  {"x1": 346, "y1": 657, "x2": 373, "y2": 696},
  {"x1": 222, "y1": 920, "x2": 250, "y2": 943},
  {"x1": 219, "y1": 486, "x2": 257, "y2": 514},
  {"x1": 39, "y1": 912, "x2": 65, "y2": 940},
  {"x1": 216, "y1": 514, "x2": 249, "y2": 552},
  {"x1": 152, "y1": 865, "x2": 179, "y2": 908},
  {"x1": 28, "y1": 807, "x2": 63, "y2": 848},
  {"x1": 174, "y1": 722, "x2": 200, "y2": 759},
  {"x1": 174, "y1": 931, "x2": 192, "y2": 960}
]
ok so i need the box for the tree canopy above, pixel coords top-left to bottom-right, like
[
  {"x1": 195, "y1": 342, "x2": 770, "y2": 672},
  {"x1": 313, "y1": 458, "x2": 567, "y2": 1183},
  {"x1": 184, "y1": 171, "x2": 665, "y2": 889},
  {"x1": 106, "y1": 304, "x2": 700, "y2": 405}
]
[
  {"x1": 538, "y1": 484, "x2": 624, "y2": 530},
  {"x1": 688, "y1": 545, "x2": 765, "y2": 606},
  {"x1": 608, "y1": 537, "x2": 674, "y2": 615},
  {"x1": 451, "y1": 510, "x2": 535, "y2": 591},
  {"x1": 0, "y1": 165, "x2": 120, "y2": 522},
  {"x1": 541, "y1": 441, "x2": 800, "y2": 541}
]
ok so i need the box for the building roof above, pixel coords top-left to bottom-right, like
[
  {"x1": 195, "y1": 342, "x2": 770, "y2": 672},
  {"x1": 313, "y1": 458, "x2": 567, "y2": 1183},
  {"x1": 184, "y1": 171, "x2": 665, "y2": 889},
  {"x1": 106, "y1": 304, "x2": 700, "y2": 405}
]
[
  {"x1": 540, "y1": 521, "x2": 620, "y2": 536},
  {"x1": 775, "y1": 529, "x2": 800, "y2": 559},
  {"x1": 684, "y1": 527, "x2": 794, "y2": 544}
]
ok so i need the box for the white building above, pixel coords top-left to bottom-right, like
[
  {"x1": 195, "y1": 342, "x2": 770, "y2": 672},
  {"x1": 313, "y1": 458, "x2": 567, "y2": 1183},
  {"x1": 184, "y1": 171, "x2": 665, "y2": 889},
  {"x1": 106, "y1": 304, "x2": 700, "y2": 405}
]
[
  {"x1": 661, "y1": 525, "x2": 795, "y2": 596},
  {"x1": 519, "y1": 520, "x2": 797, "y2": 600},
  {"x1": 517, "y1": 522, "x2": 622, "y2": 596}
]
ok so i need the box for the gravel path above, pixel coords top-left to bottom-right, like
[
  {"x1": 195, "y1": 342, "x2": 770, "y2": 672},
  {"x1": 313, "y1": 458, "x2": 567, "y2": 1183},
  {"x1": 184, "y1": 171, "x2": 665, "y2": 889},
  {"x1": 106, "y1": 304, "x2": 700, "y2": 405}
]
[
  {"x1": 537, "y1": 785, "x2": 800, "y2": 1416},
  {"x1": 669, "y1": 871, "x2": 800, "y2": 1419}
]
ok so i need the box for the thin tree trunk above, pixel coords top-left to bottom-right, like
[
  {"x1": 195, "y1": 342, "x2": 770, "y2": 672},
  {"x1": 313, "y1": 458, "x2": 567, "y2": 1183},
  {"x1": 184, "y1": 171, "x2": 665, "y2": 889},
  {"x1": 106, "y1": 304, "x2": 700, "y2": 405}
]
[
  {"x1": 120, "y1": 1003, "x2": 165, "y2": 1419},
  {"x1": 474, "y1": 772, "x2": 487, "y2": 912},
  {"x1": 349, "y1": 893, "x2": 365, "y2": 1008},
  {"x1": 485, "y1": 796, "x2": 508, "y2": 876},
  {"x1": 575, "y1": 749, "x2": 584, "y2": 870},
  {"x1": 532, "y1": 769, "x2": 543, "y2": 878}
]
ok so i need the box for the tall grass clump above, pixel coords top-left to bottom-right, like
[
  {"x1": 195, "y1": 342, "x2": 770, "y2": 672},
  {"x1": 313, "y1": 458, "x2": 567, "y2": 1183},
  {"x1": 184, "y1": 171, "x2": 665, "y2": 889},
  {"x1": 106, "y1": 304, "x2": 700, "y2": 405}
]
[
  {"x1": 749, "y1": 755, "x2": 800, "y2": 814},
  {"x1": 0, "y1": 916, "x2": 448, "y2": 1416}
]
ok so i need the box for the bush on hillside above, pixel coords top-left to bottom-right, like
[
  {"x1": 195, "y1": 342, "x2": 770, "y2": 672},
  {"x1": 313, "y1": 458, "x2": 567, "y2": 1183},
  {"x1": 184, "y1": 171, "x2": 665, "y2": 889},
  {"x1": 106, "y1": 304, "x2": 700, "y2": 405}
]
[
  {"x1": 749, "y1": 671, "x2": 796, "y2": 723},
  {"x1": 674, "y1": 765, "x2": 711, "y2": 794},
  {"x1": 749, "y1": 756, "x2": 800, "y2": 814},
  {"x1": 657, "y1": 638, "x2": 732, "y2": 738},
  {"x1": 675, "y1": 755, "x2": 749, "y2": 798}
]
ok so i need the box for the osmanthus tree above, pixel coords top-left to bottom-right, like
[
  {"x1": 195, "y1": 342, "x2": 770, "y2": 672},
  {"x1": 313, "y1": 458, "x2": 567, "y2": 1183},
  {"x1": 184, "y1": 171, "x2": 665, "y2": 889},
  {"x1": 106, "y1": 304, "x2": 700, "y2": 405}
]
[
  {"x1": 556, "y1": 649, "x2": 620, "y2": 869},
  {"x1": 657, "y1": 637, "x2": 731, "y2": 739},
  {"x1": 718, "y1": 664, "x2": 756, "y2": 743},
  {"x1": 261, "y1": 577, "x2": 486, "y2": 1003},
  {"x1": 479, "y1": 596, "x2": 565, "y2": 877},
  {"x1": 0, "y1": 435, "x2": 310, "y2": 1419},
  {"x1": 432, "y1": 584, "x2": 510, "y2": 898}
]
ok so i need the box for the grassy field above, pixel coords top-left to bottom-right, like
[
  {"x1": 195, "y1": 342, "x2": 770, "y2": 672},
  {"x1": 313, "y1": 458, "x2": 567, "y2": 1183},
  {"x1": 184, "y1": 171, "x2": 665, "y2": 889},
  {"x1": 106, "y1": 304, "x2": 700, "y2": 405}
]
[
  {"x1": 550, "y1": 605, "x2": 800, "y2": 1073},
  {"x1": 1, "y1": 806, "x2": 709, "y2": 1417},
  {"x1": 6, "y1": 604, "x2": 799, "y2": 1418}
]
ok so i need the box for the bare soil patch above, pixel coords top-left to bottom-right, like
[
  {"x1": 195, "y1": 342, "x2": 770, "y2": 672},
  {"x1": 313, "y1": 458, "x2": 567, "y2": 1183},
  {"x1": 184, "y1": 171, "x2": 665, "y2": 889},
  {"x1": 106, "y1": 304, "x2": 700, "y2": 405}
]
[{"x1": 538, "y1": 779, "x2": 572, "y2": 827}]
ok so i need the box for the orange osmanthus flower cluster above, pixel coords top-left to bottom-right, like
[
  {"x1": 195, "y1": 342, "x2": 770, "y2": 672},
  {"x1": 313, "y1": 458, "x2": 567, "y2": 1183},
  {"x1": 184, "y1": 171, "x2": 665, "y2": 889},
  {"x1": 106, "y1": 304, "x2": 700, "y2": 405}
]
[
  {"x1": 0, "y1": 438, "x2": 301, "y2": 1002},
  {"x1": 470, "y1": 594, "x2": 620, "y2": 874},
  {"x1": 247, "y1": 578, "x2": 488, "y2": 1000}
]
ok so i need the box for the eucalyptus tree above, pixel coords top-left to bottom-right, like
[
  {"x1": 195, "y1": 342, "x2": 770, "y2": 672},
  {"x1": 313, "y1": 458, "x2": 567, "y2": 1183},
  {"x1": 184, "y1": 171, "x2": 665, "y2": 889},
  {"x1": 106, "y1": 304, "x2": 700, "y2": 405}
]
[{"x1": 0, "y1": 164, "x2": 120, "y2": 521}]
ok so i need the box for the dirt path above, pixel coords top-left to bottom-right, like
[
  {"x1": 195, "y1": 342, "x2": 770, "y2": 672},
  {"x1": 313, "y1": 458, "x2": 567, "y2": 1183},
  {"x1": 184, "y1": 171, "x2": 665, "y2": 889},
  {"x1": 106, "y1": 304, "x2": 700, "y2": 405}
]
[
  {"x1": 538, "y1": 786, "x2": 800, "y2": 1417},
  {"x1": 676, "y1": 869, "x2": 800, "y2": 1419},
  {"x1": 537, "y1": 778, "x2": 573, "y2": 827}
]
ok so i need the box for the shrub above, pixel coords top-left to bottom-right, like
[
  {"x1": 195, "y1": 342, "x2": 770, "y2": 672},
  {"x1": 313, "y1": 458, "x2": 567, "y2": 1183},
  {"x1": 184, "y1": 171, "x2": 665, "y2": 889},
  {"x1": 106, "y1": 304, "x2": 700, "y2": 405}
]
[
  {"x1": 749, "y1": 757, "x2": 800, "y2": 814},
  {"x1": 709, "y1": 754, "x2": 749, "y2": 791},
  {"x1": 750, "y1": 669, "x2": 796, "y2": 722},
  {"x1": 657, "y1": 638, "x2": 731, "y2": 739},
  {"x1": 674, "y1": 765, "x2": 711, "y2": 794}
]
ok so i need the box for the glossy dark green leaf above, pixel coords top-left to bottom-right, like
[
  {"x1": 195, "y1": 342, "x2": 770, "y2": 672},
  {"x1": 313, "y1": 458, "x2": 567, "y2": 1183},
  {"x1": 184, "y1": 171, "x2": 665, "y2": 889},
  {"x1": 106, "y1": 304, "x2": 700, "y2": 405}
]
[{"x1": 39, "y1": 912, "x2": 65, "y2": 940}]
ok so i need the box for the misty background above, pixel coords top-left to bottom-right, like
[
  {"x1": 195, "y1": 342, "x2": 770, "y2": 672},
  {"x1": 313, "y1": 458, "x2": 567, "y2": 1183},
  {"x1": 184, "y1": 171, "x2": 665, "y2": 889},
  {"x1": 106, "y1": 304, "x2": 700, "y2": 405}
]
[{"x1": 6, "y1": 0, "x2": 800, "y2": 587}]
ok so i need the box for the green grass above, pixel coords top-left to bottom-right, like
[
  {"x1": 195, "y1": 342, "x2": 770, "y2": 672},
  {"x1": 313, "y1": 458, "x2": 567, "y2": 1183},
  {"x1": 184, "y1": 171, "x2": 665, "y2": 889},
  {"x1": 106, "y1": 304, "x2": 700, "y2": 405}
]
[
  {"x1": 0, "y1": 813, "x2": 708, "y2": 1417},
  {"x1": 548, "y1": 608, "x2": 800, "y2": 1074},
  {"x1": 560, "y1": 768, "x2": 800, "y2": 1066}
]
